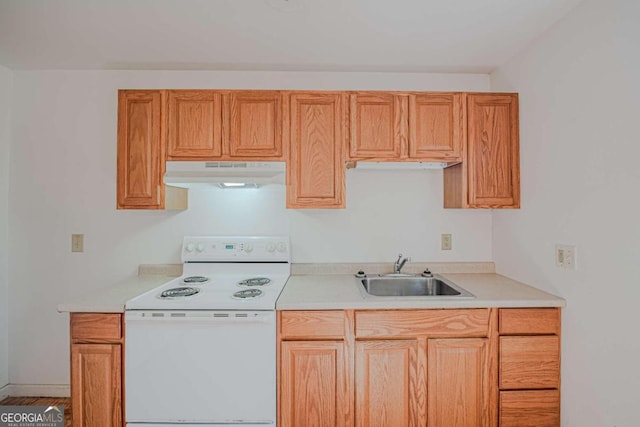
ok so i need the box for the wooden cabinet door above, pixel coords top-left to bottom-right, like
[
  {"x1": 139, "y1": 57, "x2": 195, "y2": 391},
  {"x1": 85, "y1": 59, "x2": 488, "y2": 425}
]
[
  {"x1": 349, "y1": 93, "x2": 406, "y2": 159},
  {"x1": 117, "y1": 90, "x2": 164, "y2": 209},
  {"x1": 167, "y1": 90, "x2": 222, "y2": 159},
  {"x1": 355, "y1": 340, "x2": 425, "y2": 427},
  {"x1": 428, "y1": 338, "x2": 491, "y2": 427},
  {"x1": 71, "y1": 344, "x2": 122, "y2": 427},
  {"x1": 466, "y1": 94, "x2": 520, "y2": 208},
  {"x1": 286, "y1": 92, "x2": 346, "y2": 208},
  {"x1": 227, "y1": 91, "x2": 283, "y2": 158},
  {"x1": 500, "y1": 390, "x2": 560, "y2": 427},
  {"x1": 280, "y1": 341, "x2": 350, "y2": 427},
  {"x1": 409, "y1": 93, "x2": 462, "y2": 161}
]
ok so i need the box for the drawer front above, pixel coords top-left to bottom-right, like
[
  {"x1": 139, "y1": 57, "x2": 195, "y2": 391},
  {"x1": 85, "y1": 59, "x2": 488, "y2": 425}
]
[
  {"x1": 71, "y1": 313, "x2": 122, "y2": 341},
  {"x1": 280, "y1": 311, "x2": 345, "y2": 339},
  {"x1": 499, "y1": 308, "x2": 560, "y2": 335},
  {"x1": 355, "y1": 309, "x2": 489, "y2": 338},
  {"x1": 500, "y1": 390, "x2": 560, "y2": 427},
  {"x1": 500, "y1": 336, "x2": 560, "y2": 389}
]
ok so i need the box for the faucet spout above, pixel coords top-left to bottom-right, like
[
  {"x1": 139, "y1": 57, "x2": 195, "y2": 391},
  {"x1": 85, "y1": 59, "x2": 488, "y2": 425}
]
[{"x1": 393, "y1": 254, "x2": 411, "y2": 274}]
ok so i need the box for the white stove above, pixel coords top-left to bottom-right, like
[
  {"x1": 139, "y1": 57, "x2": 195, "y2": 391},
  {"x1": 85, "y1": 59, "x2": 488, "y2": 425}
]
[
  {"x1": 126, "y1": 236, "x2": 290, "y2": 311},
  {"x1": 125, "y1": 236, "x2": 290, "y2": 427}
]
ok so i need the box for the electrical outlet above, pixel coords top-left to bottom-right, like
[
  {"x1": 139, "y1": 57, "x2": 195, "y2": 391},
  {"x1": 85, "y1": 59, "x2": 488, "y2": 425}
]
[
  {"x1": 72, "y1": 234, "x2": 84, "y2": 253},
  {"x1": 556, "y1": 244, "x2": 576, "y2": 269},
  {"x1": 441, "y1": 234, "x2": 452, "y2": 251}
]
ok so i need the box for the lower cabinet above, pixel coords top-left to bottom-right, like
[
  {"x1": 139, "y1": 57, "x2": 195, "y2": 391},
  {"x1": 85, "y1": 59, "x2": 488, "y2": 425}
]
[
  {"x1": 279, "y1": 308, "x2": 560, "y2": 427},
  {"x1": 498, "y1": 308, "x2": 561, "y2": 427},
  {"x1": 280, "y1": 341, "x2": 349, "y2": 427},
  {"x1": 69, "y1": 313, "x2": 124, "y2": 427}
]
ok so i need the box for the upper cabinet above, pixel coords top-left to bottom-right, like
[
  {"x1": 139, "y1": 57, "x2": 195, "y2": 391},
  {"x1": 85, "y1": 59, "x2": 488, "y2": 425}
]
[
  {"x1": 227, "y1": 91, "x2": 284, "y2": 159},
  {"x1": 349, "y1": 92, "x2": 406, "y2": 159},
  {"x1": 167, "y1": 90, "x2": 283, "y2": 160},
  {"x1": 117, "y1": 90, "x2": 164, "y2": 209},
  {"x1": 408, "y1": 93, "x2": 462, "y2": 161},
  {"x1": 348, "y1": 92, "x2": 462, "y2": 162},
  {"x1": 167, "y1": 90, "x2": 223, "y2": 159},
  {"x1": 116, "y1": 89, "x2": 519, "y2": 210},
  {"x1": 286, "y1": 92, "x2": 347, "y2": 209},
  {"x1": 444, "y1": 93, "x2": 520, "y2": 209}
]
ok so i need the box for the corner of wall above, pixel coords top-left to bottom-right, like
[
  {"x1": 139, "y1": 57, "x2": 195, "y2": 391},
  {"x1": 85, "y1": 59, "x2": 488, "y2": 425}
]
[{"x1": 0, "y1": 64, "x2": 13, "y2": 389}]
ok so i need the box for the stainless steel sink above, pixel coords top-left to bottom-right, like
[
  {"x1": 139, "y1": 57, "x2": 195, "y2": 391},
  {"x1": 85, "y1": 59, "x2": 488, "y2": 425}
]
[{"x1": 359, "y1": 275, "x2": 474, "y2": 298}]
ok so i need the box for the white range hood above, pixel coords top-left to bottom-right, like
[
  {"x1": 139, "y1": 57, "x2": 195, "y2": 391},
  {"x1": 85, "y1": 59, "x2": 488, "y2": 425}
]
[
  {"x1": 164, "y1": 161, "x2": 286, "y2": 188},
  {"x1": 351, "y1": 161, "x2": 448, "y2": 170}
]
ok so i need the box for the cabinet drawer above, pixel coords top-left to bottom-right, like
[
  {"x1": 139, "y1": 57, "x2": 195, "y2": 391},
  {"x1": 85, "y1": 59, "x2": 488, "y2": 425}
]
[
  {"x1": 500, "y1": 390, "x2": 560, "y2": 427},
  {"x1": 500, "y1": 308, "x2": 560, "y2": 335},
  {"x1": 71, "y1": 313, "x2": 122, "y2": 341},
  {"x1": 500, "y1": 336, "x2": 559, "y2": 389},
  {"x1": 355, "y1": 309, "x2": 489, "y2": 338},
  {"x1": 280, "y1": 311, "x2": 345, "y2": 339}
]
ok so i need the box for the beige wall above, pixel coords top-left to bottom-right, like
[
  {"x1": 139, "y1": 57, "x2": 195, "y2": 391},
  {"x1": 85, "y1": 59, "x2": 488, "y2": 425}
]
[
  {"x1": 491, "y1": 0, "x2": 640, "y2": 425},
  {"x1": 0, "y1": 64, "x2": 11, "y2": 391},
  {"x1": 7, "y1": 69, "x2": 491, "y2": 391}
]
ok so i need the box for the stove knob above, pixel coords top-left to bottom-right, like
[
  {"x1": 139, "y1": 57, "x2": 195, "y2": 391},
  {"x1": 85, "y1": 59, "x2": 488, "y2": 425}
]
[
  {"x1": 244, "y1": 243, "x2": 254, "y2": 253},
  {"x1": 196, "y1": 243, "x2": 205, "y2": 253},
  {"x1": 266, "y1": 243, "x2": 276, "y2": 253},
  {"x1": 276, "y1": 242, "x2": 287, "y2": 252},
  {"x1": 185, "y1": 243, "x2": 195, "y2": 253}
]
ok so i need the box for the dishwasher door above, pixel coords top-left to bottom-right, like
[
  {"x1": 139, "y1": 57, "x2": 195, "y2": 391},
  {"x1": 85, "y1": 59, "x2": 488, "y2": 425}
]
[{"x1": 125, "y1": 310, "x2": 276, "y2": 426}]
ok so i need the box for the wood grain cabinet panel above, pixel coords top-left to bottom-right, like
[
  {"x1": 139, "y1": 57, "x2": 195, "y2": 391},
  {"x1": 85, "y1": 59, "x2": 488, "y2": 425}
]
[
  {"x1": 500, "y1": 336, "x2": 560, "y2": 389},
  {"x1": 167, "y1": 90, "x2": 222, "y2": 159},
  {"x1": 355, "y1": 340, "x2": 424, "y2": 427},
  {"x1": 227, "y1": 91, "x2": 283, "y2": 158},
  {"x1": 500, "y1": 308, "x2": 561, "y2": 335},
  {"x1": 280, "y1": 341, "x2": 349, "y2": 427},
  {"x1": 466, "y1": 93, "x2": 519, "y2": 208},
  {"x1": 71, "y1": 344, "x2": 122, "y2": 427},
  {"x1": 71, "y1": 314, "x2": 121, "y2": 341},
  {"x1": 355, "y1": 309, "x2": 490, "y2": 338},
  {"x1": 349, "y1": 93, "x2": 406, "y2": 159},
  {"x1": 444, "y1": 93, "x2": 520, "y2": 209},
  {"x1": 428, "y1": 338, "x2": 490, "y2": 427},
  {"x1": 409, "y1": 92, "x2": 462, "y2": 161},
  {"x1": 70, "y1": 313, "x2": 124, "y2": 427},
  {"x1": 280, "y1": 311, "x2": 345, "y2": 339},
  {"x1": 500, "y1": 390, "x2": 560, "y2": 427},
  {"x1": 286, "y1": 92, "x2": 346, "y2": 208},
  {"x1": 117, "y1": 90, "x2": 164, "y2": 209}
]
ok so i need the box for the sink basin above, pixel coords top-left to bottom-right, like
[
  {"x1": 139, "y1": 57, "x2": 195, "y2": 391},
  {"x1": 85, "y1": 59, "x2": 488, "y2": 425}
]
[{"x1": 360, "y1": 275, "x2": 474, "y2": 298}]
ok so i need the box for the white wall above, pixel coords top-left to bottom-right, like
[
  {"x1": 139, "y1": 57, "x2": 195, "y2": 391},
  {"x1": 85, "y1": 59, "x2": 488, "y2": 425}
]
[
  {"x1": 490, "y1": 0, "x2": 640, "y2": 425},
  {"x1": 0, "y1": 65, "x2": 12, "y2": 391},
  {"x1": 7, "y1": 70, "x2": 491, "y2": 388}
]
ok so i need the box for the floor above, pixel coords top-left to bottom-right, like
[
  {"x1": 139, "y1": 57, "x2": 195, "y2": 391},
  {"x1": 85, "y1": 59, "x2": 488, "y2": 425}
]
[{"x1": 0, "y1": 396, "x2": 72, "y2": 427}]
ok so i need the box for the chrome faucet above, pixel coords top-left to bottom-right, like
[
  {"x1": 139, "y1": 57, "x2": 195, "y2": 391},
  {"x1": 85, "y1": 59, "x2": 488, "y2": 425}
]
[{"x1": 393, "y1": 254, "x2": 411, "y2": 274}]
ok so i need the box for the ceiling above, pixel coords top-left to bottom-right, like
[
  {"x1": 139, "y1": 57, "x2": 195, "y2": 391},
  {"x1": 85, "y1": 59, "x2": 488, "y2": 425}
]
[{"x1": 0, "y1": 0, "x2": 583, "y2": 73}]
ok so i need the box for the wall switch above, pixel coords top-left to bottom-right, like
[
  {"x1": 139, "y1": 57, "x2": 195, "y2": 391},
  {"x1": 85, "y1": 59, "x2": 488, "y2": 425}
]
[
  {"x1": 72, "y1": 234, "x2": 84, "y2": 253},
  {"x1": 441, "y1": 234, "x2": 452, "y2": 251},
  {"x1": 556, "y1": 244, "x2": 576, "y2": 269}
]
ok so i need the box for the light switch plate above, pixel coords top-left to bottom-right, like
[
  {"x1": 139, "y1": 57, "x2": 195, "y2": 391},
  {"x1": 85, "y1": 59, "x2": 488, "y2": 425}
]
[
  {"x1": 556, "y1": 244, "x2": 575, "y2": 269},
  {"x1": 72, "y1": 234, "x2": 84, "y2": 253},
  {"x1": 441, "y1": 234, "x2": 452, "y2": 251}
]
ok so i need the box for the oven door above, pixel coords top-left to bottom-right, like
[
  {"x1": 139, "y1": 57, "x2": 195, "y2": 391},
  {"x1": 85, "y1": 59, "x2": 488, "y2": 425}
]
[{"x1": 125, "y1": 310, "x2": 276, "y2": 426}]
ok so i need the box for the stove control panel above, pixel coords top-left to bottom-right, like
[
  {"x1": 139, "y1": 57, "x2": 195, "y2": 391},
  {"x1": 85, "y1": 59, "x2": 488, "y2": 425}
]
[{"x1": 182, "y1": 236, "x2": 290, "y2": 263}]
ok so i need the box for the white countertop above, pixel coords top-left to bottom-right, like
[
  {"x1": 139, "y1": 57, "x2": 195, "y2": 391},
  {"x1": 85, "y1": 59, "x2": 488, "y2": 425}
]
[
  {"x1": 57, "y1": 263, "x2": 565, "y2": 313},
  {"x1": 276, "y1": 273, "x2": 565, "y2": 310},
  {"x1": 57, "y1": 275, "x2": 173, "y2": 313}
]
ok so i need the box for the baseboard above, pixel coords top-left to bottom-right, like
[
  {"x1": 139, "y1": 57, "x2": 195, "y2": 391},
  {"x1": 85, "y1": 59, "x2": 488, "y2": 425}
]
[
  {"x1": 0, "y1": 383, "x2": 9, "y2": 400},
  {"x1": 2, "y1": 384, "x2": 70, "y2": 398}
]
